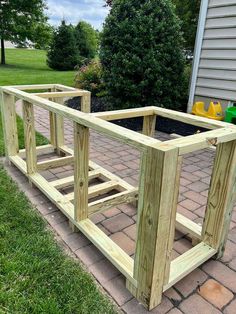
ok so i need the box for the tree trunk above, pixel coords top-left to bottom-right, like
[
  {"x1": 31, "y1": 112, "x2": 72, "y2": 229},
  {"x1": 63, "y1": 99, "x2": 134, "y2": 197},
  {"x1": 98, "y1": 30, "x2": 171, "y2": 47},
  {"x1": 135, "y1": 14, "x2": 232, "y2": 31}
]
[{"x1": 1, "y1": 38, "x2": 6, "y2": 65}]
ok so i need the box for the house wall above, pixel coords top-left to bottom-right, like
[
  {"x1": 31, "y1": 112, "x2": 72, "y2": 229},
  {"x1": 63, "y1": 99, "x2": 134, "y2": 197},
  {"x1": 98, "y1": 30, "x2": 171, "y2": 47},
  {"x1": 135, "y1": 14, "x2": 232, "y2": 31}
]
[{"x1": 188, "y1": 0, "x2": 236, "y2": 112}]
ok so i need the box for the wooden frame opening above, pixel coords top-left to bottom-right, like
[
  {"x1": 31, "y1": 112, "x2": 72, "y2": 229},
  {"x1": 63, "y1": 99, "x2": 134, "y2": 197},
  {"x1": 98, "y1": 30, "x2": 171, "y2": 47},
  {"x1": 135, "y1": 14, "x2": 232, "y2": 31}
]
[{"x1": 1, "y1": 84, "x2": 236, "y2": 310}]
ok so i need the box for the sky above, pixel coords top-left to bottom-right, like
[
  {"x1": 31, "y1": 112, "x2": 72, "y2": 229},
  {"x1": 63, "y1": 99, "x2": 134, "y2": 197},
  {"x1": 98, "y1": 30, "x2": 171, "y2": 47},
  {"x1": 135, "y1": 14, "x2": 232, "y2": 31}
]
[{"x1": 47, "y1": 0, "x2": 110, "y2": 30}]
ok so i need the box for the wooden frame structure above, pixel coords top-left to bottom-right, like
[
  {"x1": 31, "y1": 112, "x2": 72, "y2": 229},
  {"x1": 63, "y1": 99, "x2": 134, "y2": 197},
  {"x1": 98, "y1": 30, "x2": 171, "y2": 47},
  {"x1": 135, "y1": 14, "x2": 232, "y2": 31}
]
[{"x1": 1, "y1": 84, "x2": 236, "y2": 310}]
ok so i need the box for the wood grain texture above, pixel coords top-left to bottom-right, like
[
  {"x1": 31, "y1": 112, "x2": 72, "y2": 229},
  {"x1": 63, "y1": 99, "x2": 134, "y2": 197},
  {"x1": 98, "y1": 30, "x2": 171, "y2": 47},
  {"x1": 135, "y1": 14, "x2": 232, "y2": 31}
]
[
  {"x1": 202, "y1": 140, "x2": 236, "y2": 257},
  {"x1": 1, "y1": 92, "x2": 19, "y2": 157},
  {"x1": 22, "y1": 101, "x2": 37, "y2": 175},
  {"x1": 134, "y1": 146, "x2": 179, "y2": 310},
  {"x1": 142, "y1": 115, "x2": 156, "y2": 137},
  {"x1": 74, "y1": 122, "x2": 89, "y2": 221},
  {"x1": 81, "y1": 92, "x2": 91, "y2": 113}
]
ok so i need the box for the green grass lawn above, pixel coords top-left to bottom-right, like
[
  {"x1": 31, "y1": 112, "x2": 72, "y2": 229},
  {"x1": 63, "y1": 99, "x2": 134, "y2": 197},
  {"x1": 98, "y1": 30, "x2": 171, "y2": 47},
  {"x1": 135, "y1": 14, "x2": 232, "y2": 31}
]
[
  {"x1": 0, "y1": 49, "x2": 117, "y2": 313},
  {"x1": 0, "y1": 49, "x2": 75, "y2": 86},
  {"x1": 0, "y1": 167, "x2": 117, "y2": 313}
]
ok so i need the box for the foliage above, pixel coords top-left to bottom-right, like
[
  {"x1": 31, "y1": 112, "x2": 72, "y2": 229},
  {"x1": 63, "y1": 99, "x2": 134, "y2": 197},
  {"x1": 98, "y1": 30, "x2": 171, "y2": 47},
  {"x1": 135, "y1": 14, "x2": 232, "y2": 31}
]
[
  {"x1": 75, "y1": 60, "x2": 104, "y2": 96},
  {"x1": 172, "y1": 0, "x2": 201, "y2": 52},
  {"x1": 100, "y1": 0, "x2": 185, "y2": 111},
  {"x1": 0, "y1": 0, "x2": 50, "y2": 64},
  {"x1": 104, "y1": 0, "x2": 201, "y2": 53},
  {"x1": 47, "y1": 21, "x2": 78, "y2": 71},
  {"x1": 75, "y1": 21, "x2": 98, "y2": 61},
  {"x1": 0, "y1": 48, "x2": 75, "y2": 87},
  {"x1": 0, "y1": 166, "x2": 117, "y2": 313}
]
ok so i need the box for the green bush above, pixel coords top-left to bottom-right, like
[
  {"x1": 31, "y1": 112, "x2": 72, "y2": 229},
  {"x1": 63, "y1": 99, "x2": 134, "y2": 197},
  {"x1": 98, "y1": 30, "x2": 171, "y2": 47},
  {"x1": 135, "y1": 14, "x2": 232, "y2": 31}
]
[
  {"x1": 100, "y1": 0, "x2": 186, "y2": 111},
  {"x1": 75, "y1": 21, "x2": 98, "y2": 60},
  {"x1": 75, "y1": 60, "x2": 105, "y2": 96},
  {"x1": 47, "y1": 21, "x2": 78, "y2": 71}
]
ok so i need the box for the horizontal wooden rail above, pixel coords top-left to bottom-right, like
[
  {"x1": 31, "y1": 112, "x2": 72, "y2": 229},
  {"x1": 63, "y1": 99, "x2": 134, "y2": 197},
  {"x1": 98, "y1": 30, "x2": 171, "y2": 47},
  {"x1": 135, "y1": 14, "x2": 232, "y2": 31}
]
[
  {"x1": 50, "y1": 169, "x2": 101, "y2": 189},
  {"x1": 34, "y1": 90, "x2": 89, "y2": 98},
  {"x1": 163, "y1": 242, "x2": 216, "y2": 291},
  {"x1": 37, "y1": 156, "x2": 74, "y2": 171},
  {"x1": 88, "y1": 189, "x2": 138, "y2": 215},
  {"x1": 153, "y1": 107, "x2": 232, "y2": 130},
  {"x1": 2, "y1": 87, "x2": 160, "y2": 151},
  {"x1": 19, "y1": 144, "x2": 54, "y2": 158},
  {"x1": 92, "y1": 107, "x2": 155, "y2": 121},
  {"x1": 76, "y1": 219, "x2": 136, "y2": 285},
  {"x1": 65, "y1": 181, "x2": 121, "y2": 202},
  {"x1": 176, "y1": 213, "x2": 202, "y2": 239},
  {"x1": 161, "y1": 127, "x2": 236, "y2": 155}
]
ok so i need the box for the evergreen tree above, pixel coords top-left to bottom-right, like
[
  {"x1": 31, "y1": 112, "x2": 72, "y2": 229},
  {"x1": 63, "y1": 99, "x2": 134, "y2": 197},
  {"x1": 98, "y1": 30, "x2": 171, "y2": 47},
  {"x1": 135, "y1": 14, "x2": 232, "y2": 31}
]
[
  {"x1": 100, "y1": 0, "x2": 185, "y2": 110},
  {"x1": 172, "y1": 0, "x2": 201, "y2": 52},
  {"x1": 75, "y1": 21, "x2": 98, "y2": 60},
  {"x1": 47, "y1": 21, "x2": 77, "y2": 71}
]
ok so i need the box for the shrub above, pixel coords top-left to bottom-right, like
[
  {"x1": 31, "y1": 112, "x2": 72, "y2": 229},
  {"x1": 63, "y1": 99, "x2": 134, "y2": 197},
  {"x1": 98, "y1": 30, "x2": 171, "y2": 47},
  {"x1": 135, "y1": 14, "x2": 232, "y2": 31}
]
[
  {"x1": 47, "y1": 20, "x2": 78, "y2": 71},
  {"x1": 100, "y1": 0, "x2": 186, "y2": 111},
  {"x1": 75, "y1": 21, "x2": 98, "y2": 60},
  {"x1": 75, "y1": 60, "x2": 104, "y2": 96}
]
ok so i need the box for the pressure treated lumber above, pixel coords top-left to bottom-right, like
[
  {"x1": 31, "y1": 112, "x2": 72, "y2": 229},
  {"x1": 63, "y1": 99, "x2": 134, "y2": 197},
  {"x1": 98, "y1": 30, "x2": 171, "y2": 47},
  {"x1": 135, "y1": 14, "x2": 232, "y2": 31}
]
[
  {"x1": 202, "y1": 140, "x2": 236, "y2": 258},
  {"x1": 88, "y1": 189, "x2": 138, "y2": 215},
  {"x1": 54, "y1": 96, "x2": 65, "y2": 155},
  {"x1": 134, "y1": 146, "x2": 179, "y2": 310},
  {"x1": 50, "y1": 169, "x2": 101, "y2": 189},
  {"x1": 0, "y1": 92, "x2": 19, "y2": 157},
  {"x1": 34, "y1": 90, "x2": 89, "y2": 98},
  {"x1": 142, "y1": 115, "x2": 156, "y2": 137},
  {"x1": 22, "y1": 101, "x2": 37, "y2": 175},
  {"x1": 163, "y1": 242, "x2": 217, "y2": 291},
  {"x1": 2, "y1": 87, "x2": 160, "y2": 150},
  {"x1": 164, "y1": 156, "x2": 182, "y2": 282},
  {"x1": 153, "y1": 106, "x2": 232, "y2": 130},
  {"x1": 65, "y1": 181, "x2": 120, "y2": 201},
  {"x1": 76, "y1": 219, "x2": 136, "y2": 286},
  {"x1": 19, "y1": 144, "x2": 54, "y2": 158},
  {"x1": 74, "y1": 122, "x2": 89, "y2": 221},
  {"x1": 37, "y1": 156, "x2": 74, "y2": 171},
  {"x1": 2, "y1": 84, "x2": 236, "y2": 312},
  {"x1": 92, "y1": 107, "x2": 154, "y2": 121},
  {"x1": 162, "y1": 127, "x2": 236, "y2": 155}
]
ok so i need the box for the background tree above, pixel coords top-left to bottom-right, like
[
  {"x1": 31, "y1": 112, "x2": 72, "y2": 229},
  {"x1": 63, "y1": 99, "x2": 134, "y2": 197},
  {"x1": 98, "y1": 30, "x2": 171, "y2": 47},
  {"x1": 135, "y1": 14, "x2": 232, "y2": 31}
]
[
  {"x1": 75, "y1": 21, "x2": 98, "y2": 61},
  {"x1": 100, "y1": 0, "x2": 185, "y2": 111},
  {"x1": 172, "y1": 0, "x2": 201, "y2": 52},
  {"x1": 0, "y1": 0, "x2": 49, "y2": 65},
  {"x1": 104, "y1": 0, "x2": 201, "y2": 53},
  {"x1": 47, "y1": 21, "x2": 78, "y2": 71}
]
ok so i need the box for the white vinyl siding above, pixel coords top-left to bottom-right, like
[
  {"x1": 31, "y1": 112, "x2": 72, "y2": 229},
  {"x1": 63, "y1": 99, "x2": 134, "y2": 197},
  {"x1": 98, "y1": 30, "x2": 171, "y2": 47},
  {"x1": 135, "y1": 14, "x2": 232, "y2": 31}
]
[{"x1": 192, "y1": 0, "x2": 236, "y2": 106}]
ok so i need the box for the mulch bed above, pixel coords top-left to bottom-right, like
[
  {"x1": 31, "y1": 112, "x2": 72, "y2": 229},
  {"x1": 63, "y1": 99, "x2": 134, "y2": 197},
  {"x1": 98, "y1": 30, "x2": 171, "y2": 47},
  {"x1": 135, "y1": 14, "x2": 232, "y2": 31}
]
[{"x1": 67, "y1": 96, "x2": 207, "y2": 136}]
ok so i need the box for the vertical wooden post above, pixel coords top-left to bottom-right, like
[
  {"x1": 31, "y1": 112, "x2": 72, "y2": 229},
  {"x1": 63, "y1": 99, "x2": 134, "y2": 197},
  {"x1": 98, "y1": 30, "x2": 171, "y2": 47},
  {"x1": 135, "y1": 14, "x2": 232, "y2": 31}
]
[
  {"x1": 22, "y1": 101, "x2": 37, "y2": 175},
  {"x1": 0, "y1": 92, "x2": 19, "y2": 159},
  {"x1": 81, "y1": 92, "x2": 91, "y2": 113},
  {"x1": 74, "y1": 122, "x2": 89, "y2": 221},
  {"x1": 164, "y1": 156, "x2": 182, "y2": 282},
  {"x1": 54, "y1": 97, "x2": 65, "y2": 155},
  {"x1": 49, "y1": 111, "x2": 57, "y2": 148},
  {"x1": 202, "y1": 140, "x2": 236, "y2": 258},
  {"x1": 133, "y1": 145, "x2": 179, "y2": 310},
  {"x1": 142, "y1": 115, "x2": 156, "y2": 137}
]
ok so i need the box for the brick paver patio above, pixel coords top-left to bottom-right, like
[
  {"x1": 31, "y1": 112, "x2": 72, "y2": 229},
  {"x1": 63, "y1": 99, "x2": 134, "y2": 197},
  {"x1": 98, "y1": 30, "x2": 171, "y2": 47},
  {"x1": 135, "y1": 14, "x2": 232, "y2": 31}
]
[{"x1": 5, "y1": 103, "x2": 236, "y2": 313}]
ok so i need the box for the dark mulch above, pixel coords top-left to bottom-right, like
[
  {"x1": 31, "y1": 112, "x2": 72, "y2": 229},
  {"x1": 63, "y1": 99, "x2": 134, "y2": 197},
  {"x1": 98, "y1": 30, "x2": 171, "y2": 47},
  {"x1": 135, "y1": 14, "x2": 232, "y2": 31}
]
[{"x1": 67, "y1": 96, "x2": 207, "y2": 136}]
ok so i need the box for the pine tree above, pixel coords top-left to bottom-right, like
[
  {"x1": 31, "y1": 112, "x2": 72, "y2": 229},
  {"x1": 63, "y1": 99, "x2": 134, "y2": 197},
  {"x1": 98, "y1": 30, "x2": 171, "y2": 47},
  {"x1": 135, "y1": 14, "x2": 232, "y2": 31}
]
[
  {"x1": 47, "y1": 21, "x2": 78, "y2": 71},
  {"x1": 75, "y1": 21, "x2": 98, "y2": 60}
]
